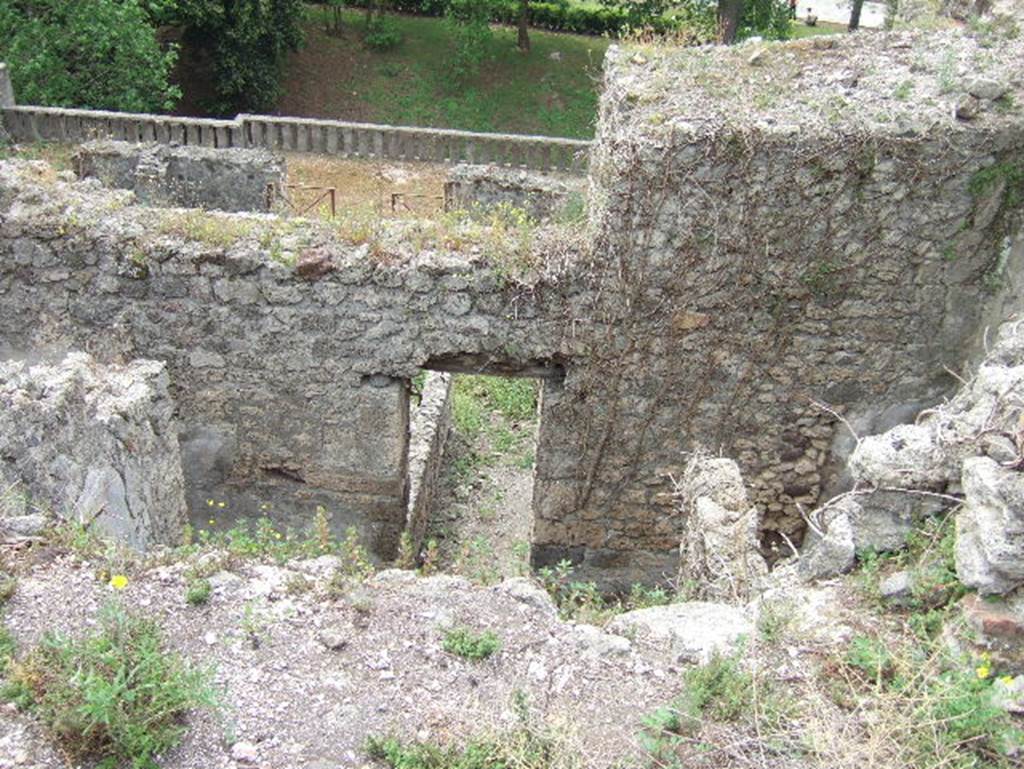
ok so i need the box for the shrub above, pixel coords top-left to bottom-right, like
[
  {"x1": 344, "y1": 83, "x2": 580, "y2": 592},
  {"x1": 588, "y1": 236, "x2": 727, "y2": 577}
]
[
  {"x1": 7, "y1": 602, "x2": 217, "y2": 768},
  {"x1": 364, "y1": 16, "x2": 404, "y2": 51},
  {"x1": 680, "y1": 652, "x2": 754, "y2": 721},
  {"x1": 443, "y1": 626, "x2": 502, "y2": 660},
  {"x1": 185, "y1": 577, "x2": 212, "y2": 606}
]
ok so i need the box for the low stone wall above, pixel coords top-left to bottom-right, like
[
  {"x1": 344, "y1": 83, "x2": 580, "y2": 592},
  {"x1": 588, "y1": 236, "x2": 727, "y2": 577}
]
[
  {"x1": 0, "y1": 86, "x2": 590, "y2": 173},
  {"x1": 405, "y1": 372, "x2": 454, "y2": 550},
  {"x1": 0, "y1": 353, "x2": 187, "y2": 549},
  {"x1": 444, "y1": 164, "x2": 586, "y2": 221},
  {"x1": 75, "y1": 141, "x2": 285, "y2": 213}
]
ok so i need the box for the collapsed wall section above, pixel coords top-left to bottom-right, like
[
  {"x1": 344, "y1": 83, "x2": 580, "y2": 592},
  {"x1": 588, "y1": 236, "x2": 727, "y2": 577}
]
[
  {"x1": 74, "y1": 140, "x2": 285, "y2": 213},
  {"x1": 0, "y1": 352, "x2": 187, "y2": 549}
]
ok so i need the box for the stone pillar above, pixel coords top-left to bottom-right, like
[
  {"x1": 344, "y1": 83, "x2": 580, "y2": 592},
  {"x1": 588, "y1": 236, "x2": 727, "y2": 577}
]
[{"x1": 0, "y1": 63, "x2": 15, "y2": 109}]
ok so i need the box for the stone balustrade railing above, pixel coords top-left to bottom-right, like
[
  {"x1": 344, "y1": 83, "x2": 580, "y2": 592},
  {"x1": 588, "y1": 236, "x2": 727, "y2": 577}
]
[{"x1": 0, "y1": 61, "x2": 591, "y2": 173}]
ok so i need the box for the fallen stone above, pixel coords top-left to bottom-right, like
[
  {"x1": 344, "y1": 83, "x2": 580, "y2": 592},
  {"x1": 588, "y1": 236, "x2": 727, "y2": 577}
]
[
  {"x1": 956, "y1": 457, "x2": 1024, "y2": 595},
  {"x1": 991, "y1": 675, "x2": 1024, "y2": 715},
  {"x1": 0, "y1": 514, "x2": 47, "y2": 537},
  {"x1": 956, "y1": 94, "x2": 982, "y2": 120},
  {"x1": 967, "y1": 77, "x2": 1009, "y2": 101},
  {"x1": 492, "y1": 577, "x2": 557, "y2": 618},
  {"x1": 318, "y1": 628, "x2": 348, "y2": 651},
  {"x1": 849, "y1": 424, "x2": 956, "y2": 490},
  {"x1": 573, "y1": 623, "x2": 632, "y2": 658},
  {"x1": 230, "y1": 741, "x2": 259, "y2": 764},
  {"x1": 851, "y1": 490, "x2": 950, "y2": 553},
  {"x1": 606, "y1": 602, "x2": 752, "y2": 665},
  {"x1": 956, "y1": 593, "x2": 1024, "y2": 674},
  {"x1": 799, "y1": 496, "x2": 856, "y2": 580},
  {"x1": 879, "y1": 570, "x2": 914, "y2": 606}
]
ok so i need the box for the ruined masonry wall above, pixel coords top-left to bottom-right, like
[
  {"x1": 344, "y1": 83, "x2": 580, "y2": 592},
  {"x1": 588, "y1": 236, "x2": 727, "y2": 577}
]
[
  {"x1": 406, "y1": 372, "x2": 454, "y2": 550},
  {"x1": 0, "y1": 353, "x2": 187, "y2": 549},
  {"x1": 75, "y1": 141, "x2": 285, "y2": 213},
  {"x1": 1, "y1": 30, "x2": 1022, "y2": 584},
  {"x1": 444, "y1": 165, "x2": 586, "y2": 222}
]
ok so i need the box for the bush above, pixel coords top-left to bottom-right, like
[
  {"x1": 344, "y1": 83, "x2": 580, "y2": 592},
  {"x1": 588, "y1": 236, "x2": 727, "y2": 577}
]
[
  {"x1": 6, "y1": 602, "x2": 217, "y2": 768},
  {"x1": 364, "y1": 16, "x2": 404, "y2": 51},
  {"x1": 443, "y1": 626, "x2": 502, "y2": 660},
  {"x1": 185, "y1": 577, "x2": 212, "y2": 606}
]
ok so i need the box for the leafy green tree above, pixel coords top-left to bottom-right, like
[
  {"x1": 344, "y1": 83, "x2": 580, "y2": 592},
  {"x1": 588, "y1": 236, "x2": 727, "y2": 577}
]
[
  {"x1": 444, "y1": 0, "x2": 494, "y2": 82},
  {"x1": 175, "y1": 0, "x2": 305, "y2": 115},
  {"x1": 0, "y1": 0, "x2": 180, "y2": 112}
]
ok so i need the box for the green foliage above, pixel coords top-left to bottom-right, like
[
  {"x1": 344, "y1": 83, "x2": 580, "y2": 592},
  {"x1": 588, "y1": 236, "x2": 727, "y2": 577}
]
[
  {"x1": 538, "y1": 559, "x2": 673, "y2": 624},
  {"x1": 839, "y1": 635, "x2": 1022, "y2": 767},
  {"x1": 845, "y1": 635, "x2": 894, "y2": 684},
  {"x1": 970, "y1": 162, "x2": 1024, "y2": 210},
  {"x1": 185, "y1": 577, "x2": 212, "y2": 606},
  {"x1": 7, "y1": 602, "x2": 216, "y2": 769},
  {"x1": 177, "y1": 0, "x2": 306, "y2": 113},
  {"x1": 442, "y1": 626, "x2": 502, "y2": 660},
  {"x1": 366, "y1": 691, "x2": 572, "y2": 768},
  {"x1": 0, "y1": 0, "x2": 180, "y2": 112},
  {"x1": 444, "y1": 0, "x2": 495, "y2": 82},
  {"x1": 680, "y1": 652, "x2": 754, "y2": 721},
  {"x1": 0, "y1": 622, "x2": 15, "y2": 668},
  {"x1": 365, "y1": 15, "x2": 404, "y2": 50},
  {"x1": 0, "y1": 573, "x2": 16, "y2": 605}
]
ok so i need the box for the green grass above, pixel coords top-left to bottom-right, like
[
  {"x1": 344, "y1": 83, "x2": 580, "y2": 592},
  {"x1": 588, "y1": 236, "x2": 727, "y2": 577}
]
[
  {"x1": 5, "y1": 602, "x2": 217, "y2": 769},
  {"x1": 277, "y1": 9, "x2": 608, "y2": 138},
  {"x1": 789, "y1": 19, "x2": 846, "y2": 37}
]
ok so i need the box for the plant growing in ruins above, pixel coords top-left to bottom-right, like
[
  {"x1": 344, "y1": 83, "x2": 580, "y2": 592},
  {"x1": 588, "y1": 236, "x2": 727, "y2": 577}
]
[
  {"x1": 5, "y1": 602, "x2": 217, "y2": 768},
  {"x1": 442, "y1": 626, "x2": 502, "y2": 660},
  {"x1": 185, "y1": 577, "x2": 212, "y2": 606}
]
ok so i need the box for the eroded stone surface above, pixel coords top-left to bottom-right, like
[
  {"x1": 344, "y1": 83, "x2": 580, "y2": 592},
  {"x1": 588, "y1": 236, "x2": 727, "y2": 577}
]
[{"x1": 0, "y1": 353, "x2": 186, "y2": 548}]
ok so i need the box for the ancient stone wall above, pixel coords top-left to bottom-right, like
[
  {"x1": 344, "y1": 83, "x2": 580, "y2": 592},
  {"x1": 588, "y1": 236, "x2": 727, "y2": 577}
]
[
  {"x1": 444, "y1": 165, "x2": 586, "y2": 221},
  {"x1": 74, "y1": 141, "x2": 285, "y2": 213},
  {"x1": 1, "y1": 29, "x2": 1022, "y2": 585},
  {"x1": 0, "y1": 353, "x2": 187, "y2": 549},
  {"x1": 406, "y1": 371, "x2": 453, "y2": 549}
]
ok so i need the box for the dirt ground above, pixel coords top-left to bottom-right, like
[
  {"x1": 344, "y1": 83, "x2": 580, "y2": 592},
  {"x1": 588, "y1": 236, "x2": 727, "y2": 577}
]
[
  {"x1": 0, "y1": 550, "x2": 680, "y2": 769},
  {"x1": 282, "y1": 153, "x2": 449, "y2": 221}
]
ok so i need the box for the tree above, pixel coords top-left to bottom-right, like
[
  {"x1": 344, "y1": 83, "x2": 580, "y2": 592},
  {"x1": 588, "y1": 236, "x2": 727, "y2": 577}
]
[
  {"x1": 0, "y1": 0, "x2": 180, "y2": 112},
  {"x1": 175, "y1": 0, "x2": 305, "y2": 115},
  {"x1": 718, "y1": 0, "x2": 744, "y2": 41},
  {"x1": 444, "y1": 0, "x2": 494, "y2": 81},
  {"x1": 518, "y1": 0, "x2": 530, "y2": 52},
  {"x1": 322, "y1": 0, "x2": 344, "y2": 35},
  {"x1": 848, "y1": 0, "x2": 865, "y2": 29}
]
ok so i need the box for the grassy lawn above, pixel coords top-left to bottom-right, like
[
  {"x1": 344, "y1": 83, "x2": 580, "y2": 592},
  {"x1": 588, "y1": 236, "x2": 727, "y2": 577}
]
[
  {"x1": 789, "y1": 19, "x2": 847, "y2": 36},
  {"x1": 277, "y1": 9, "x2": 609, "y2": 139}
]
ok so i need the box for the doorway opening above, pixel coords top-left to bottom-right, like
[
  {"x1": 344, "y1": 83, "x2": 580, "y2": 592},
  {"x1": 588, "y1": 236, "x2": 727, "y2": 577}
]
[{"x1": 422, "y1": 371, "x2": 542, "y2": 583}]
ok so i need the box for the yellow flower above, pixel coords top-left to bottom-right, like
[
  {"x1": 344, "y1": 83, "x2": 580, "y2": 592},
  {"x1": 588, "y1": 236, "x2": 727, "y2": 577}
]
[
  {"x1": 1001, "y1": 675, "x2": 1015, "y2": 685},
  {"x1": 274, "y1": 533, "x2": 282, "y2": 540},
  {"x1": 207, "y1": 499, "x2": 214, "y2": 506},
  {"x1": 208, "y1": 519, "x2": 216, "y2": 525},
  {"x1": 217, "y1": 502, "x2": 226, "y2": 509},
  {"x1": 109, "y1": 574, "x2": 129, "y2": 591},
  {"x1": 976, "y1": 665, "x2": 991, "y2": 680}
]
